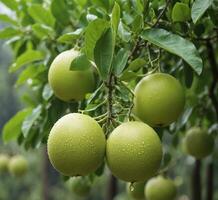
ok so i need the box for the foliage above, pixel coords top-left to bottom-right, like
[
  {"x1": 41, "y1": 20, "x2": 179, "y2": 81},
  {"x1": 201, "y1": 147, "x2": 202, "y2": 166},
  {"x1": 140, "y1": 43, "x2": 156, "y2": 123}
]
[{"x1": 0, "y1": 0, "x2": 218, "y2": 199}]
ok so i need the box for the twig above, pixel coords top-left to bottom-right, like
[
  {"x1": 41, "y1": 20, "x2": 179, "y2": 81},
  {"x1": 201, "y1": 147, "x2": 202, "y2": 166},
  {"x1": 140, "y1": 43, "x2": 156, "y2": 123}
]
[{"x1": 152, "y1": 0, "x2": 171, "y2": 27}]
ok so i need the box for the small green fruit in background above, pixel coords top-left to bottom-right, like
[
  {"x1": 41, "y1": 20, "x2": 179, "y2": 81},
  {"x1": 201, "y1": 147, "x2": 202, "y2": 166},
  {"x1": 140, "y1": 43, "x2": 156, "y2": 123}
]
[
  {"x1": 69, "y1": 177, "x2": 91, "y2": 197},
  {"x1": 8, "y1": 155, "x2": 28, "y2": 177},
  {"x1": 145, "y1": 176, "x2": 177, "y2": 200},
  {"x1": 47, "y1": 113, "x2": 106, "y2": 176},
  {"x1": 126, "y1": 182, "x2": 145, "y2": 200},
  {"x1": 106, "y1": 121, "x2": 162, "y2": 182},
  {"x1": 133, "y1": 73, "x2": 185, "y2": 127},
  {"x1": 183, "y1": 127, "x2": 214, "y2": 159},
  {"x1": 48, "y1": 49, "x2": 95, "y2": 102},
  {"x1": 0, "y1": 154, "x2": 9, "y2": 173}
]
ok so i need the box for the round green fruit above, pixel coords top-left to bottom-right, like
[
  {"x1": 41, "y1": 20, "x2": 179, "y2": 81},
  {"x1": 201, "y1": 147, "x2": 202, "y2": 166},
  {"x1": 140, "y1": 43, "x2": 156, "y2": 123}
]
[
  {"x1": 69, "y1": 177, "x2": 91, "y2": 197},
  {"x1": 145, "y1": 176, "x2": 177, "y2": 200},
  {"x1": 0, "y1": 154, "x2": 9, "y2": 173},
  {"x1": 48, "y1": 49, "x2": 95, "y2": 102},
  {"x1": 184, "y1": 127, "x2": 214, "y2": 159},
  {"x1": 8, "y1": 155, "x2": 28, "y2": 177},
  {"x1": 106, "y1": 121, "x2": 162, "y2": 182},
  {"x1": 133, "y1": 73, "x2": 185, "y2": 127},
  {"x1": 47, "y1": 113, "x2": 106, "y2": 176},
  {"x1": 127, "y1": 182, "x2": 145, "y2": 200}
]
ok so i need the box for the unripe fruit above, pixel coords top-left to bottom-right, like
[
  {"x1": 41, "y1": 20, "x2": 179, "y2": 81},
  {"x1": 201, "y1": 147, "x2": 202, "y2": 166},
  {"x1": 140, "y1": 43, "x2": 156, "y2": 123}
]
[
  {"x1": 8, "y1": 155, "x2": 28, "y2": 177},
  {"x1": 69, "y1": 177, "x2": 91, "y2": 197},
  {"x1": 47, "y1": 113, "x2": 106, "y2": 176},
  {"x1": 183, "y1": 127, "x2": 214, "y2": 159},
  {"x1": 126, "y1": 182, "x2": 145, "y2": 200},
  {"x1": 145, "y1": 176, "x2": 177, "y2": 200},
  {"x1": 48, "y1": 49, "x2": 95, "y2": 102},
  {"x1": 0, "y1": 154, "x2": 9, "y2": 173},
  {"x1": 106, "y1": 121, "x2": 162, "y2": 182},
  {"x1": 133, "y1": 73, "x2": 185, "y2": 127}
]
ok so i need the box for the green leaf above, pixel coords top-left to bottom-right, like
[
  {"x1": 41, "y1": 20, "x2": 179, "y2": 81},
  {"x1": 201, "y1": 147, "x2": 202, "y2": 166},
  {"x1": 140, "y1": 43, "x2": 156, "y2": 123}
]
[
  {"x1": 191, "y1": 0, "x2": 213, "y2": 24},
  {"x1": 57, "y1": 28, "x2": 83, "y2": 44},
  {"x1": 94, "y1": 28, "x2": 114, "y2": 80},
  {"x1": 32, "y1": 23, "x2": 54, "y2": 39},
  {"x1": 85, "y1": 18, "x2": 110, "y2": 60},
  {"x1": 51, "y1": 0, "x2": 69, "y2": 25},
  {"x1": 131, "y1": 15, "x2": 143, "y2": 33},
  {"x1": 42, "y1": 84, "x2": 53, "y2": 101},
  {"x1": 10, "y1": 50, "x2": 44, "y2": 72},
  {"x1": 0, "y1": 14, "x2": 18, "y2": 26},
  {"x1": 118, "y1": 22, "x2": 131, "y2": 42},
  {"x1": 70, "y1": 53, "x2": 92, "y2": 71},
  {"x1": 113, "y1": 48, "x2": 129, "y2": 76},
  {"x1": 22, "y1": 105, "x2": 42, "y2": 138},
  {"x1": 128, "y1": 58, "x2": 146, "y2": 71},
  {"x1": 141, "y1": 28, "x2": 203, "y2": 75},
  {"x1": 28, "y1": 4, "x2": 55, "y2": 27},
  {"x1": 16, "y1": 64, "x2": 46, "y2": 86},
  {"x1": 111, "y1": 2, "x2": 120, "y2": 34},
  {"x1": 0, "y1": 27, "x2": 21, "y2": 39},
  {"x1": 2, "y1": 108, "x2": 32, "y2": 143},
  {"x1": 172, "y1": 3, "x2": 191, "y2": 22},
  {"x1": 0, "y1": 0, "x2": 18, "y2": 10}
]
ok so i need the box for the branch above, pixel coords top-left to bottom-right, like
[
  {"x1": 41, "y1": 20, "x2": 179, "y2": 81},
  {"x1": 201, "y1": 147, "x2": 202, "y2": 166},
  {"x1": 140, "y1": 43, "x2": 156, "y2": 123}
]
[
  {"x1": 206, "y1": 41, "x2": 218, "y2": 118},
  {"x1": 153, "y1": 0, "x2": 171, "y2": 27}
]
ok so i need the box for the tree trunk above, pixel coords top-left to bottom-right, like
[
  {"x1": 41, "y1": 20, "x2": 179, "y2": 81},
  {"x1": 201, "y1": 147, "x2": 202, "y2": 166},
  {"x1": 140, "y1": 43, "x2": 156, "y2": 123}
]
[
  {"x1": 192, "y1": 159, "x2": 201, "y2": 200},
  {"x1": 42, "y1": 147, "x2": 49, "y2": 200},
  {"x1": 206, "y1": 162, "x2": 213, "y2": 200},
  {"x1": 106, "y1": 174, "x2": 117, "y2": 200}
]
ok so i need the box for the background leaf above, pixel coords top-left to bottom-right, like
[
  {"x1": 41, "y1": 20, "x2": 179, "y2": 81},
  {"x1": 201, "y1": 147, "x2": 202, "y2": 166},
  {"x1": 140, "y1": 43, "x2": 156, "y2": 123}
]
[
  {"x1": 28, "y1": 4, "x2": 55, "y2": 27},
  {"x1": 2, "y1": 108, "x2": 32, "y2": 143},
  {"x1": 9, "y1": 50, "x2": 44, "y2": 72},
  {"x1": 191, "y1": 0, "x2": 213, "y2": 24},
  {"x1": 141, "y1": 28, "x2": 203, "y2": 75}
]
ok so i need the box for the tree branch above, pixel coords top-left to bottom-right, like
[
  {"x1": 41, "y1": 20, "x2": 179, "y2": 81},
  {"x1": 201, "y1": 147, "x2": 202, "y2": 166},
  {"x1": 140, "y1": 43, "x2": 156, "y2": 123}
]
[
  {"x1": 192, "y1": 160, "x2": 202, "y2": 200},
  {"x1": 153, "y1": 0, "x2": 171, "y2": 27}
]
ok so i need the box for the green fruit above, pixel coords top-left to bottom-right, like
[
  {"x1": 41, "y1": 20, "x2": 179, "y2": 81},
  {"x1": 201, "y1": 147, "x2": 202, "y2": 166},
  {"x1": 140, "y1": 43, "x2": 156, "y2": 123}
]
[
  {"x1": 47, "y1": 113, "x2": 106, "y2": 176},
  {"x1": 48, "y1": 49, "x2": 95, "y2": 102},
  {"x1": 183, "y1": 127, "x2": 214, "y2": 159},
  {"x1": 0, "y1": 154, "x2": 9, "y2": 173},
  {"x1": 127, "y1": 182, "x2": 145, "y2": 200},
  {"x1": 145, "y1": 176, "x2": 177, "y2": 200},
  {"x1": 69, "y1": 177, "x2": 91, "y2": 197},
  {"x1": 8, "y1": 155, "x2": 28, "y2": 177},
  {"x1": 106, "y1": 121, "x2": 162, "y2": 182},
  {"x1": 133, "y1": 73, "x2": 185, "y2": 127}
]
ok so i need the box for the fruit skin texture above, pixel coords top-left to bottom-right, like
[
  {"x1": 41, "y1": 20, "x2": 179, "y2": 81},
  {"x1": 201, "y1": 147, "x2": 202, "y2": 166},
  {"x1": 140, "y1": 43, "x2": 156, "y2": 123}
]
[
  {"x1": 184, "y1": 127, "x2": 214, "y2": 159},
  {"x1": 0, "y1": 154, "x2": 9, "y2": 173},
  {"x1": 145, "y1": 176, "x2": 177, "y2": 200},
  {"x1": 106, "y1": 121, "x2": 162, "y2": 182},
  {"x1": 48, "y1": 49, "x2": 95, "y2": 102},
  {"x1": 126, "y1": 182, "x2": 145, "y2": 200},
  {"x1": 8, "y1": 155, "x2": 28, "y2": 177},
  {"x1": 47, "y1": 113, "x2": 106, "y2": 176},
  {"x1": 133, "y1": 73, "x2": 185, "y2": 127},
  {"x1": 70, "y1": 177, "x2": 91, "y2": 197}
]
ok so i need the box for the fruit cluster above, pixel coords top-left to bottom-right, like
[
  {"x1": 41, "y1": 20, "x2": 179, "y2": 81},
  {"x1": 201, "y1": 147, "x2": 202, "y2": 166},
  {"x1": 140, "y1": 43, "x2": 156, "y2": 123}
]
[
  {"x1": 0, "y1": 154, "x2": 28, "y2": 177},
  {"x1": 47, "y1": 50, "x2": 214, "y2": 200}
]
